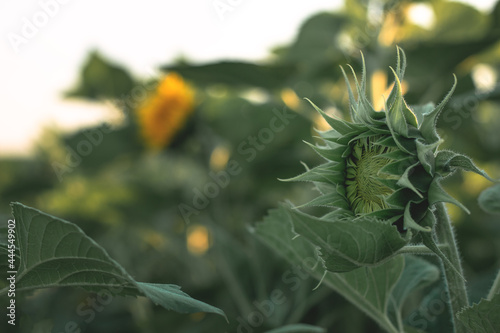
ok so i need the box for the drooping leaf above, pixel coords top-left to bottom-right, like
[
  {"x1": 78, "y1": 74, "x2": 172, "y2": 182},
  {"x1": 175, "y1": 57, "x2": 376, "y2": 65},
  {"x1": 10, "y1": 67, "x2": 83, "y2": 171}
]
[
  {"x1": 253, "y1": 207, "x2": 404, "y2": 333},
  {"x1": 286, "y1": 207, "x2": 407, "y2": 272},
  {"x1": 0, "y1": 203, "x2": 226, "y2": 319}
]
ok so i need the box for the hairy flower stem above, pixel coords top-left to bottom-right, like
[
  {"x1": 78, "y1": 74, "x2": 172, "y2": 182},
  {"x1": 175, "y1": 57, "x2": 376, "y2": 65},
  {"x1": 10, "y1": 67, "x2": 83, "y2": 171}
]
[
  {"x1": 435, "y1": 203, "x2": 468, "y2": 333},
  {"x1": 487, "y1": 269, "x2": 500, "y2": 300},
  {"x1": 396, "y1": 244, "x2": 449, "y2": 255}
]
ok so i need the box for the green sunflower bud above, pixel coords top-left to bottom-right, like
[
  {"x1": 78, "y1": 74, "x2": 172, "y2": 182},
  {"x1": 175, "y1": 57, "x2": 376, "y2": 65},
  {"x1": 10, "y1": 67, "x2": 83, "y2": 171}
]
[{"x1": 285, "y1": 47, "x2": 495, "y2": 273}]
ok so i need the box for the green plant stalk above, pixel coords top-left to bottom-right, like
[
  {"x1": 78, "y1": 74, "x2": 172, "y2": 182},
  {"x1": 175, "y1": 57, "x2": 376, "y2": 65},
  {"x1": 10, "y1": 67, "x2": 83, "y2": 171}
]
[
  {"x1": 487, "y1": 269, "x2": 500, "y2": 300},
  {"x1": 435, "y1": 203, "x2": 468, "y2": 333},
  {"x1": 396, "y1": 244, "x2": 449, "y2": 255}
]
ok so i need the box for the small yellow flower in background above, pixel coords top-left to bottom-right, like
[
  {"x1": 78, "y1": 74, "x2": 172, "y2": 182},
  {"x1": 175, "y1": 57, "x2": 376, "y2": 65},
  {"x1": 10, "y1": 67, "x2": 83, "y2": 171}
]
[
  {"x1": 187, "y1": 225, "x2": 211, "y2": 255},
  {"x1": 136, "y1": 73, "x2": 195, "y2": 149},
  {"x1": 281, "y1": 88, "x2": 300, "y2": 110}
]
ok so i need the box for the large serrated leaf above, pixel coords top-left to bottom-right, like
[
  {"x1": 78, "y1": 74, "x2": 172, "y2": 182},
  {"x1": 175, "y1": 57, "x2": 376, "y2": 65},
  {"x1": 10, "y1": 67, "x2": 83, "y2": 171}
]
[
  {"x1": 286, "y1": 208, "x2": 407, "y2": 272},
  {"x1": 456, "y1": 293, "x2": 500, "y2": 333},
  {"x1": 253, "y1": 207, "x2": 404, "y2": 333},
  {"x1": 0, "y1": 203, "x2": 226, "y2": 319}
]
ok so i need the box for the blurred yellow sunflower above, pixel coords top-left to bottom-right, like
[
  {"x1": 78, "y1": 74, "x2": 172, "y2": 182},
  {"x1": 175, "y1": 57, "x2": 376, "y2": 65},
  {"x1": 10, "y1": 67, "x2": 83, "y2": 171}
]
[{"x1": 136, "y1": 73, "x2": 195, "y2": 149}]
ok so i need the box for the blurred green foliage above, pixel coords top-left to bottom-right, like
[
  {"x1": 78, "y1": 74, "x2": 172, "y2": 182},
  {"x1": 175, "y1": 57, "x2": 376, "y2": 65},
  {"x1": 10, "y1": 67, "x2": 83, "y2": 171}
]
[{"x1": 1, "y1": 0, "x2": 500, "y2": 332}]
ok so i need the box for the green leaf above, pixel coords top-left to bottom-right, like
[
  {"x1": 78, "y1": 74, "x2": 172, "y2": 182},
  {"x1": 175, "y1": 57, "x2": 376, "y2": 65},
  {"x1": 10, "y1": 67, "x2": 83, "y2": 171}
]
[
  {"x1": 65, "y1": 51, "x2": 135, "y2": 100},
  {"x1": 162, "y1": 61, "x2": 295, "y2": 90},
  {"x1": 279, "y1": 12, "x2": 347, "y2": 79},
  {"x1": 389, "y1": 255, "x2": 440, "y2": 312},
  {"x1": 286, "y1": 207, "x2": 407, "y2": 272},
  {"x1": 253, "y1": 207, "x2": 404, "y2": 333},
  {"x1": 0, "y1": 243, "x2": 18, "y2": 290},
  {"x1": 135, "y1": 282, "x2": 226, "y2": 316},
  {"x1": 263, "y1": 324, "x2": 326, "y2": 333},
  {"x1": 1, "y1": 203, "x2": 226, "y2": 319},
  {"x1": 478, "y1": 184, "x2": 500, "y2": 215},
  {"x1": 457, "y1": 293, "x2": 500, "y2": 333}
]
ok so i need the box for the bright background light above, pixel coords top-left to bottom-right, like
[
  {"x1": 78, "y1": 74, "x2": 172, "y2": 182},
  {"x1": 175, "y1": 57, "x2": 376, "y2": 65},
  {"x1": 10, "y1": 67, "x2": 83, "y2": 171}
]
[{"x1": 0, "y1": 0, "x2": 496, "y2": 156}]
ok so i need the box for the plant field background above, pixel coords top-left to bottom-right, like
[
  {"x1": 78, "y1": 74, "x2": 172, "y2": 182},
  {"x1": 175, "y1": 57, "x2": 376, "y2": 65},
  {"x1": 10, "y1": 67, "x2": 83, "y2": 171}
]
[{"x1": 1, "y1": 1, "x2": 500, "y2": 332}]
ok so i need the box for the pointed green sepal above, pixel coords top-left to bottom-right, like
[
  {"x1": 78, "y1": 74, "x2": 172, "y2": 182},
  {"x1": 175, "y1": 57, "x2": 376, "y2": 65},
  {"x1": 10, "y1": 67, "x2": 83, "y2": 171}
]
[
  {"x1": 304, "y1": 141, "x2": 347, "y2": 162},
  {"x1": 305, "y1": 98, "x2": 363, "y2": 136},
  {"x1": 420, "y1": 75, "x2": 457, "y2": 143},
  {"x1": 297, "y1": 192, "x2": 350, "y2": 210},
  {"x1": 428, "y1": 178, "x2": 470, "y2": 214},
  {"x1": 280, "y1": 162, "x2": 344, "y2": 184},
  {"x1": 416, "y1": 139, "x2": 441, "y2": 176},
  {"x1": 410, "y1": 103, "x2": 434, "y2": 127},
  {"x1": 386, "y1": 68, "x2": 409, "y2": 137},
  {"x1": 397, "y1": 163, "x2": 425, "y2": 199},
  {"x1": 436, "y1": 150, "x2": 496, "y2": 182},
  {"x1": 403, "y1": 202, "x2": 431, "y2": 232},
  {"x1": 386, "y1": 188, "x2": 424, "y2": 208}
]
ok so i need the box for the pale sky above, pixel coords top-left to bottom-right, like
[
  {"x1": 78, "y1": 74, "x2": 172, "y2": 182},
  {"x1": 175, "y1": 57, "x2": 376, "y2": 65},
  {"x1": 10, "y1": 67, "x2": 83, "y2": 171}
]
[{"x1": 0, "y1": 0, "x2": 496, "y2": 156}]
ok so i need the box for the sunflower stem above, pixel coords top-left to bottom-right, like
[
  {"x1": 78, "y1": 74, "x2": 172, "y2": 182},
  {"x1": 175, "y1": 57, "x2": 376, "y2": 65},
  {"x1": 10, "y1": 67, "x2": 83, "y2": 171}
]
[
  {"x1": 435, "y1": 203, "x2": 468, "y2": 333},
  {"x1": 487, "y1": 269, "x2": 500, "y2": 300},
  {"x1": 396, "y1": 244, "x2": 449, "y2": 255}
]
